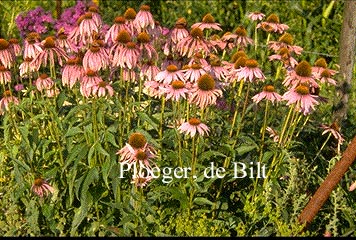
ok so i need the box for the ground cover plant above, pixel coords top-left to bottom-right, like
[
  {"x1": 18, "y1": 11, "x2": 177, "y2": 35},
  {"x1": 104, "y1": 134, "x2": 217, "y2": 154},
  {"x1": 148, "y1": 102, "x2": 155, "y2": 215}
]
[{"x1": 0, "y1": 0, "x2": 355, "y2": 237}]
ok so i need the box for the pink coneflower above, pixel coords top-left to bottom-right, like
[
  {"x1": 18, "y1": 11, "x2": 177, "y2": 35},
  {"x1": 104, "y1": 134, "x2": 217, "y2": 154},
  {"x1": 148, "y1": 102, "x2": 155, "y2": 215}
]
[
  {"x1": 257, "y1": 13, "x2": 289, "y2": 34},
  {"x1": 31, "y1": 178, "x2": 54, "y2": 198},
  {"x1": 170, "y1": 18, "x2": 190, "y2": 44},
  {"x1": 237, "y1": 58, "x2": 265, "y2": 82},
  {"x1": 312, "y1": 57, "x2": 338, "y2": 83},
  {"x1": 207, "y1": 57, "x2": 229, "y2": 82},
  {"x1": 134, "y1": 5, "x2": 155, "y2": 32},
  {"x1": 123, "y1": 7, "x2": 138, "y2": 35},
  {"x1": 161, "y1": 80, "x2": 190, "y2": 101},
  {"x1": 144, "y1": 80, "x2": 162, "y2": 98},
  {"x1": 268, "y1": 47, "x2": 298, "y2": 68},
  {"x1": 105, "y1": 16, "x2": 128, "y2": 46},
  {"x1": 140, "y1": 60, "x2": 160, "y2": 81},
  {"x1": 83, "y1": 40, "x2": 109, "y2": 72},
  {"x1": 31, "y1": 36, "x2": 68, "y2": 71},
  {"x1": 23, "y1": 32, "x2": 42, "y2": 59},
  {"x1": 117, "y1": 132, "x2": 156, "y2": 166},
  {"x1": 0, "y1": 65, "x2": 11, "y2": 85},
  {"x1": 110, "y1": 29, "x2": 132, "y2": 62},
  {"x1": 8, "y1": 38, "x2": 22, "y2": 57},
  {"x1": 268, "y1": 33, "x2": 303, "y2": 55},
  {"x1": 160, "y1": 54, "x2": 182, "y2": 70},
  {"x1": 266, "y1": 126, "x2": 279, "y2": 142},
  {"x1": 131, "y1": 175, "x2": 153, "y2": 188},
  {"x1": 252, "y1": 85, "x2": 282, "y2": 104},
  {"x1": 62, "y1": 56, "x2": 85, "y2": 89},
  {"x1": 283, "y1": 60, "x2": 318, "y2": 88},
  {"x1": 19, "y1": 57, "x2": 36, "y2": 78},
  {"x1": 110, "y1": 30, "x2": 139, "y2": 69},
  {"x1": 91, "y1": 80, "x2": 114, "y2": 97},
  {"x1": 216, "y1": 32, "x2": 236, "y2": 51},
  {"x1": 155, "y1": 64, "x2": 185, "y2": 84},
  {"x1": 137, "y1": 31, "x2": 158, "y2": 60},
  {"x1": 248, "y1": 12, "x2": 265, "y2": 21},
  {"x1": 163, "y1": 18, "x2": 189, "y2": 56},
  {"x1": 117, "y1": 41, "x2": 140, "y2": 69},
  {"x1": 320, "y1": 122, "x2": 344, "y2": 146},
  {"x1": 80, "y1": 69, "x2": 102, "y2": 98},
  {"x1": 0, "y1": 90, "x2": 19, "y2": 115},
  {"x1": 234, "y1": 26, "x2": 254, "y2": 47},
  {"x1": 191, "y1": 13, "x2": 222, "y2": 31},
  {"x1": 177, "y1": 27, "x2": 214, "y2": 58},
  {"x1": 188, "y1": 52, "x2": 209, "y2": 67},
  {"x1": 282, "y1": 84, "x2": 319, "y2": 115},
  {"x1": 318, "y1": 69, "x2": 337, "y2": 85},
  {"x1": 189, "y1": 73, "x2": 222, "y2": 108},
  {"x1": 223, "y1": 50, "x2": 248, "y2": 73},
  {"x1": 122, "y1": 68, "x2": 138, "y2": 82},
  {"x1": 221, "y1": 26, "x2": 253, "y2": 49},
  {"x1": 68, "y1": 13, "x2": 98, "y2": 47},
  {"x1": 45, "y1": 87, "x2": 60, "y2": 98},
  {"x1": 183, "y1": 63, "x2": 207, "y2": 83},
  {"x1": 35, "y1": 73, "x2": 54, "y2": 92},
  {"x1": 146, "y1": 19, "x2": 164, "y2": 42},
  {"x1": 88, "y1": 5, "x2": 103, "y2": 28},
  {"x1": 209, "y1": 34, "x2": 228, "y2": 52},
  {"x1": 56, "y1": 29, "x2": 78, "y2": 53},
  {"x1": 0, "y1": 39, "x2": 15, "y2": 69},
  {"x1": 225, "y1": 55, "x2": 247, "y2": 83},
  {"x1": 178, "y1": 118, "x2": 210, "y2": 137},
  {"x1": 78, "y1": 12, "x2": 99, "y2": 45}
]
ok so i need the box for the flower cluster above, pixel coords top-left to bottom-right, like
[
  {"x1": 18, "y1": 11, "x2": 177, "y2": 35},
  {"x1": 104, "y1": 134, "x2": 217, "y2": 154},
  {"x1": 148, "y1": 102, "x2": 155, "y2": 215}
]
[
  {"x1": 0, "y1": 4, "x2": 341, "y2": 190},
  {"x1": 15, "y1": 6, "x2": 54, "y2": 38}
]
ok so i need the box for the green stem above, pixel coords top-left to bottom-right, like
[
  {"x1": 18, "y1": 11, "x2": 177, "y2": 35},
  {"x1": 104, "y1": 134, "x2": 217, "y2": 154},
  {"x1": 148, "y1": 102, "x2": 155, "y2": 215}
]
[
  {"x1": 159, "y1": 96, "x2": 165, "y2": 145},
  {"x1": 285, "y1": 112, "x2": 302, "y2": 149},
  {"x1": 312, "y1": 133, "x2": 332, "y2": 163},
  {"x1": 189, "y1": 135, "x2": 198, "y2": 211},
  {"x1": 229, "y1": 80, "x2": 245, "y2": 138},
  {"x1": 258, "y1": 100, "x2": 269, "y2": 163},
  {"x1": 92, "y1": 99, "x2": 99, "y2": 167},
  {"x1": 278, "y1": 104, "x2": 294, "y2": 147},
  {"x1": 234, "y1": 82, "x2": 251, "y2": 138},
  {"x1": 254, "y1": 24, "x2": 258, "y2": 52}
]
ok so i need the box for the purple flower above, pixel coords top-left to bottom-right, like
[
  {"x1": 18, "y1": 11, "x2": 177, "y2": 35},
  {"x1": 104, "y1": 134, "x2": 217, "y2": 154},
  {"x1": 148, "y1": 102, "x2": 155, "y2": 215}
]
[{"x1": 16, "y1": 6, "x2": 54, "y2": 38}]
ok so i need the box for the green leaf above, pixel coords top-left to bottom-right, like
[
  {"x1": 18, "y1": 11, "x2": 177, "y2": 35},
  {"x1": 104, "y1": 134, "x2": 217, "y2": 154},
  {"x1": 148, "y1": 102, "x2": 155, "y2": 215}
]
[
  {"x1": 64, "y1": 126, "x2": 83, "y2": 138},
  {"x1": 137, "y1": 112, "x2": 159, "y2": 131},
  {"x1": 81, "y1": 167, "x2": 99, "y2": 199},
  {"x1": 200, "y1": 150, "x2": 226, "y2": 161},
  {"x1": 236, "y1": 145, "x2": 257, "y2": 156},
  {"x1": 56, "y1": 90, "x2": 67, "y2": 109},
  {"x1": 70, "y1": 192, "x2": 93, "y2": 235},
  {"x1": 105, "y1": 131, "x2": 119, "y2": 148},
  {"x1": 64, "y1": 142, "x2": 89, "y2": 170},
  {"x1": 102, "y1": 157, "x2": 114, "y2": 188},
  {"x1": 193, "y1": 197, "x2": 214, "y2": 206},
  {"x1": 94, "y1": 141, "x2": 110, "y2": 157}
]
